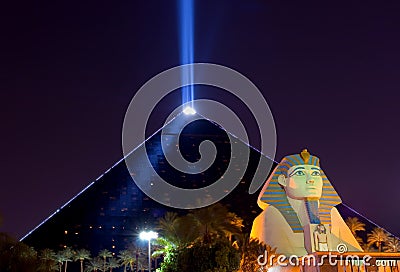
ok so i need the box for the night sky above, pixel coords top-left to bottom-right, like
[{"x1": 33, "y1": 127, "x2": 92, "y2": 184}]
[{"x1": 1, "y1": 1, "x2": 400, "y2": 239}]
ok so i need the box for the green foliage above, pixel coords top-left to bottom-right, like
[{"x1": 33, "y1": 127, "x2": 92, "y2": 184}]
[
  {"x1": 156, "y1": 212, "x2": 198, "y2": 247},
  {"x1": 74, "y1": 248, "x2": 91, "y2": 261},
  {"x1": 0, "y1": 233, "x2": 39, "y2": 272},
  {"x1": 38, "y1": 248, "x2": 57, "y2": 272},
  {"x1": 74, "y1": 249, "x2": 91, "y2": 272},
  {"x1": 118, "y1": 249, "x2": 135, "y2": 272},
  {"x1": 106, "y1": 257, "x2": 120, "y2": 271},
  {"x1": 158, "y1": 239, "x2": 240, "y2": 272},
  {"x1": 0, "y1": 203, "x2": 270, "y2": 272},
  {"x1": 235, "y1": 234, "x2": 276, "y2": 272},
  {"x1": 98, "y1": 249, "x2": 112, "y2": 272},
  {"x1": 156, "y1": 204, "x2": 248, "y2": 272},
  {"x1": 85, "y1": 257, "x2": 102, "y2": 272},
  {"x1": 188, "y1": 203, "x2": 243, "y2": 244}
]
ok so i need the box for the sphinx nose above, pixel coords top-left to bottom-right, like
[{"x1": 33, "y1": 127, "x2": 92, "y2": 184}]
[{"x1": 306, "y1": 179, "x2": 315, "y2": 184}]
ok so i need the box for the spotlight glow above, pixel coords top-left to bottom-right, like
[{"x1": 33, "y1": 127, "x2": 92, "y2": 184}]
[
  {"x1": 183, "y1": 106, "x2": 196, "y2": 115},
  {"x1": 139, "y1": 231, "x2": 158, "y2": 241},
  {"x1": 179, "y1": 0, "x2": 194, "y2": 106}
]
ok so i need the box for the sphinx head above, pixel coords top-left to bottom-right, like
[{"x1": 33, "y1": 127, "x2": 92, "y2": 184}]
[
  {"x1": 257, "y1": 149, "x2": 342, "y2": 232},
  {"x1": 277, "y1": 149, "x2": 323, "y2": 200},
  {"x1": 277, "y1": 152, "x2": 323, "y2": 200},
  {"x1": 258, "y1": 149, "x2": 341, "y2": 209}
]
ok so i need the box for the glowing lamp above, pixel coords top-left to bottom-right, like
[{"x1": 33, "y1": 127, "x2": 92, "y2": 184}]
[
  {"x1": 140, "y1": 231, "x2": 158, "y2": 271},
  {"x1": 183, "y1": 106, "x2": 196, "y2": 115},
  {"x1": 139, "y1": 230, "x2": 158, "y2": 241}
]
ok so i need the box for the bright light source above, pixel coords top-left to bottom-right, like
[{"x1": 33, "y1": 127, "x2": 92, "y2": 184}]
[
  {"x1": 183, "y1": 106, "x2": 196, "y2": 115},
  {"x1": 140, "y1": 231, "x2": 158, "y2": 271},
  {"x1": 139, "y1": 231, "x2": 158, "y2": 241}
]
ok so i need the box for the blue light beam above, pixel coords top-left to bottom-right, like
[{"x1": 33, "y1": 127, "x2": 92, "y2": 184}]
[{"x1": 179, "y1": 0, "x2": 195, "y2": 108}]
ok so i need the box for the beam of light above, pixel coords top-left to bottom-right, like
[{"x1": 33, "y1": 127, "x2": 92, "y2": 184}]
[{"x1": 179, "y1": 0, "x2": 195, "y2": 109}]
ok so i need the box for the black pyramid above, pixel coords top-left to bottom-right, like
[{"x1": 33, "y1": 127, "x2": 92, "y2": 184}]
[{"x1": 21, "y1": 112, "x2": 386, "y2": 259}]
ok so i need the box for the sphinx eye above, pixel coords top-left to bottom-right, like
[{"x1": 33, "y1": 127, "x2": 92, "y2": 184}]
[
  {"x1": 292, "y1": 170, "x2": 305, "y2": 176},
  {"x1": 311, "y1": 171, "x2": 321, "y2": 176}
]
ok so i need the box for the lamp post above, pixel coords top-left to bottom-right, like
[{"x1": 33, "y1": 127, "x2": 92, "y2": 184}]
[{"x1": 140, "y1": 231, "x2": 158, "y2": 272}]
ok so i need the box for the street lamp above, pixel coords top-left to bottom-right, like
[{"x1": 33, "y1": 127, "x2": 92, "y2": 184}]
[{"x1": 140, "y1": 231, "x2": 158, "y2": 271}]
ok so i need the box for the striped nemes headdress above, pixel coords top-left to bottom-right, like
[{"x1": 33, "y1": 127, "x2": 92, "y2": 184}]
[{"x1": 257, "y1": 149, "x2": 341, "y2": 233}]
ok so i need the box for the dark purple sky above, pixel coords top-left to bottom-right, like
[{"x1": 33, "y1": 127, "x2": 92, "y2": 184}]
[{"x1": 1, "y1": 1, "x2": 400, "y2": 239}]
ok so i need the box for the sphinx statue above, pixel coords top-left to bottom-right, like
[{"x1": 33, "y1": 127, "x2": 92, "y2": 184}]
[{"x1": 250, "y1": 149, "x2": 362, "y2": 256}]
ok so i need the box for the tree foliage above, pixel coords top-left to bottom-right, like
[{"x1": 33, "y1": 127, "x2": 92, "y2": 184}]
[
  {"x1": 383, "y1": 236, "x2": 400, "y2": 252},
  {"x1": 345, "y1": 217, "x2": 366, "y2": 246},
  {"x1": 367, "y1": 227, "x2": 389, "y2": 252},
  {"x1": 156, "y1": 204, "x2": 245, "y2": 272},
  {"x1": 158, "y1": 238, "x2": 240, "y2": 272},
  {"x1": 0, "y1": 233, "x2": 38, "y2": 272},
  {"x1": 234, "y1": 234, "x2": 276, "y2": 272}
]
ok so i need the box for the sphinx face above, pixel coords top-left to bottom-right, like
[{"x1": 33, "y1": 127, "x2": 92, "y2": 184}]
[{"x1": 278, "y1": 164, "x2": 323, "y2": 199}]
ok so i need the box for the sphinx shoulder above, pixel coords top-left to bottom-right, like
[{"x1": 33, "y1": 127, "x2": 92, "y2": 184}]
[{"x1": 254, "y1": 205, "x2": 289, "y2": 226}]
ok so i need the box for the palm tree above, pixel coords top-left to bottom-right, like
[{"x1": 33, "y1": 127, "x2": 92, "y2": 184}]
[
  {"x1": 107, "y1": 257, "x2": 120, "y2": 272},
  {"x1": 153, "y1": 237, "x2": 176, "y2": 257},
  {"x1": 74, "y1": 249, "x2": 91, "y2": 272},
  {"x1": 118, "y1": 249, "x2": 135, "y2": 272},
  {"x1": 367, "y1": 227, "x2": 389, "y2": 252},
  {"x1": 131, "y1": 245, "x2": 145, "y2": 271},
  {"x1": 38, "y1": 248, "x2": 57, "y2": 272},
  {"x1": 60, "y1": 247, "x2": 74, "y2": 272},
  {"x1": 157, "y1": 212, "x2": 197, "y2": 247},
  {"x1": 98, "y1": 249, "x2": 112, "y2": 272},
  {"x1": 55, "y1": 251, "x2": 65, "y2": 272},
  {"x1": 135, "y1": 256, "x2": 147, "y2": 272},
  {"x1": 10, "y1": 243, "x2": 38, "y2": 271},
  {"x1": 345, "y1": 217, "x2": 366, "y2": 245},
  {"x1": 157, "y1": 212, "x2": 180, "y2": 243},
  {"x1": 361, "y1": 243, "x2": 373, "y2": 252},
  {"x1": 384, "y1": 236, "x2": 400, "y2": 252},
  {"x1": 189, "y1": 203, "x2": 243, "y2": 243},
  {"x1": 40, "y1": 248, "x2": 56, "y2": 260},
  {"x1": 234, "y1": 234, "x2": 277, "y2": 272},
  {"x1": 85, "y1": 257, "x2": 102, "y2": 272}
]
